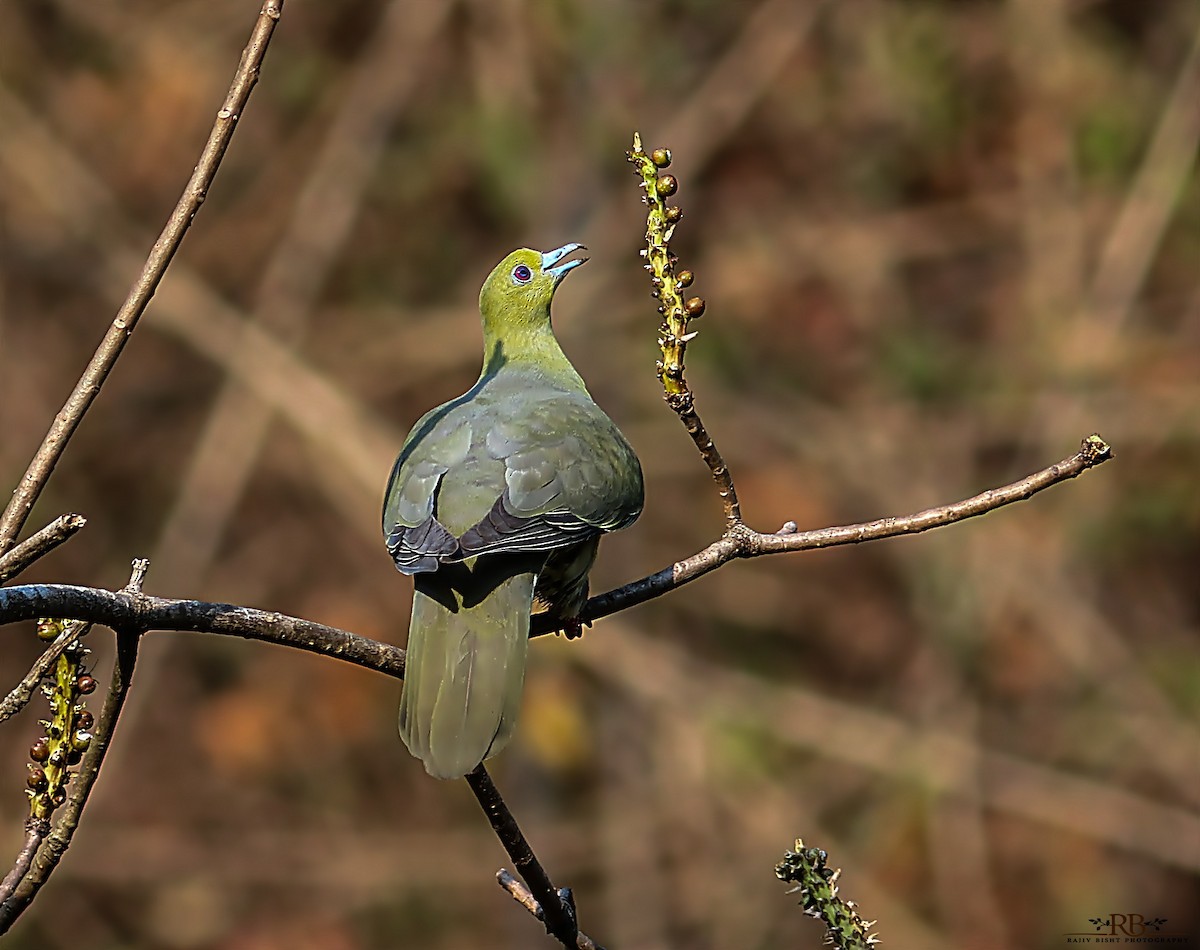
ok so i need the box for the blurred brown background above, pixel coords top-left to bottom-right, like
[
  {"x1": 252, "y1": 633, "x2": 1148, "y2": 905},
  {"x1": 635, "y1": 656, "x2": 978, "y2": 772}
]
[{"x1": 1, "y1": 0, "x2": 1198, "y2": 948}]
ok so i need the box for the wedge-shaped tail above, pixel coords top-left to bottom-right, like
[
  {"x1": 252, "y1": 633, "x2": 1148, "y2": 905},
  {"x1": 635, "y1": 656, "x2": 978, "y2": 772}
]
[{"x1": 399, "y1": 569, "x2": 534, "y2": 779}]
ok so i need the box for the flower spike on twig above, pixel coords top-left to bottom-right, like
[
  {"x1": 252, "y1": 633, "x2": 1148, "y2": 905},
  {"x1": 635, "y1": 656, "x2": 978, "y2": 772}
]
[{"x1": 628, "y1": 132, "x2": 742, "y2": 526}]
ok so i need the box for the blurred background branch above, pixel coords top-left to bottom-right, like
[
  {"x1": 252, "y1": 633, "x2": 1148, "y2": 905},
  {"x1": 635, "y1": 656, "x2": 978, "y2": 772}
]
[{"x1": 0, "y1": 0, "x2": 286, "y2": 557}]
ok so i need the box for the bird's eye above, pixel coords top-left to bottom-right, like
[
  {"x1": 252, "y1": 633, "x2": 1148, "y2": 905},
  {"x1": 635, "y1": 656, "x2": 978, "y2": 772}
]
[{"x1": 511, "y1": 264, "x2": 532, "y2": 284}]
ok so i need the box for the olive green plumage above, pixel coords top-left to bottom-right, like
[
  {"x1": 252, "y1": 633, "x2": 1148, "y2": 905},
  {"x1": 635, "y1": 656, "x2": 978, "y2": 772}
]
[{"x1": 383, "y1": 244, "x2": 643, "y2": 779}]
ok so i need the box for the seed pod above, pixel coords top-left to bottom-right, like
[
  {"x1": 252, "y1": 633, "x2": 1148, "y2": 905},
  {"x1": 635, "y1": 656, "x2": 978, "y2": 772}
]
[
  {"x1": 77, "y1": 710, "x2": 94, "y2": 729},
  {"x1": 76, "y1": 675, "x2": 97, "y2": 695},
  {"x1": 677, "y1": 270, "x2": 694, "y2": 288},
  {"x1": 27, "y1": 766, "x2": 47, "y2": 791},
  {"x1": 30, "y1": 738, "x2": 50, "y2": 762},
  {"x1": 685, "y1": 297, "x2": 706, "y2": 318},
  {"x1": 651, "y1": 148, "x2": 672, "y2": 168},
  {"x1": 656, "y1": 175, "x2": 678, "y2": 197},
  {"x1": 665, "y1": 206, "x2": 683, "y2": 223}
]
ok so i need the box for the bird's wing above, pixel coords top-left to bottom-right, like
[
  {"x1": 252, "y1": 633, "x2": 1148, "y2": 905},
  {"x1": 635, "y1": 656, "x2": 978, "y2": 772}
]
[
  {"x1": 383, "y1": 410, "x2": 474, "y2": 575},
  {"x1": 455, "y1": 398, "x2": 643, "y2": 558}
]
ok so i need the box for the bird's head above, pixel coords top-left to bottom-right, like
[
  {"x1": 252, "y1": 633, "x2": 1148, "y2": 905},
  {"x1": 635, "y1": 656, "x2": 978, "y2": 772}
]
[{"x1": 478, "y1": 243, "x2": 588, "y2": 327}]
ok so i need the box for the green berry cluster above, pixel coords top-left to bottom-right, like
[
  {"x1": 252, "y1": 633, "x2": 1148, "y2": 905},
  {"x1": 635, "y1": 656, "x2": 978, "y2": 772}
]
[
  {"x1": 27, "y1": 619, "x2": 94, "y2": 821},
  {"x1": 627, "y1": 132, "x2": 706, "y2": 398}
]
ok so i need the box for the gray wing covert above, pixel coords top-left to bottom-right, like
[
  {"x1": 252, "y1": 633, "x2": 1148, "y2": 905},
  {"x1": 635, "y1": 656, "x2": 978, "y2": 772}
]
[
  {"x1": 383, "y1": 415, "x2": 473, "y2": 575},
  {"x1": 457, "y1": 402, "x2": 643, "y2": 558}
]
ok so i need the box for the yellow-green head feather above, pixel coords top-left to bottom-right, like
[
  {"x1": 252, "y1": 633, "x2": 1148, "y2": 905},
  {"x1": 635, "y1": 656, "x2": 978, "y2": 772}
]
[{"x1": 478, "y1": 243, "x2": 588, "y2": 384}]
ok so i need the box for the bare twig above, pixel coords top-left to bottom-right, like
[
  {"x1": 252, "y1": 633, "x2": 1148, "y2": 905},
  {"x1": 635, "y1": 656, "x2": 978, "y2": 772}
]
[
  {"x1": 498, "y1": 870, "x2": 604, "y2": 950},
  {"x1": 0, "y1": 822, "x2": 46, "y2": 909},
  {"x1": 465, "y1": 766, "x2": 592, "y2": 949},
  {"x1": 536, "y1": 434, "x2": 1114, "y2": 633},
  {"x1": 0, "y1": 620, "x2": 90, "y2": 724},
  {"x1": 0, "y1": 0, "x2": 287, "y2": 556},
  {"x1": 0, "y1": 514, "x2": 87, "y2": 584}
]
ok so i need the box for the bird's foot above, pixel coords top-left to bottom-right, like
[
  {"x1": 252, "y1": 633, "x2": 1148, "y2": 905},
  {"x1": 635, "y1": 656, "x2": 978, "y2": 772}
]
[{"x1": 561, "y1": 617, "x2": 591, "y2": 640}]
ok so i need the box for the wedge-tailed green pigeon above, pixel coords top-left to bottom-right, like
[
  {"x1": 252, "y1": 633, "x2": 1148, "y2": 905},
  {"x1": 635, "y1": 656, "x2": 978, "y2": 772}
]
[{"x1": 383, "y1": 244, "x2": 643, "y2": 778}]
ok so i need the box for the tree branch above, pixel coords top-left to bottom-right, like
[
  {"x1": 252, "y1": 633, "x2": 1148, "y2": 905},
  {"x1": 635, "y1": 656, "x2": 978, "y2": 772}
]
[
  {"x1": 0, "y1": 0, "x2": 287, "y2": 556},
  {"x1": 498, "y1": 870, "x2": 604, "y2": 950},
  {"x1": 536, "y1": 433, "x2": 1114, "y2": 632},
  {"x1": 0, "y1": 584, "x2": 404, "y2": 679},
  {"x1": 0, "y1": 514, "x2": 87, "y2": 584},
  {"x1": 465, "y1": 766, "x2": 600, "y2": 949}
]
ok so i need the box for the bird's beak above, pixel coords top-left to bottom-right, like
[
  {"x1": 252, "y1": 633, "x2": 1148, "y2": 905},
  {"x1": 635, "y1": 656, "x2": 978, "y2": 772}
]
[{"x1": 541, "y1": 243, "x2": 588, "y2": 283}]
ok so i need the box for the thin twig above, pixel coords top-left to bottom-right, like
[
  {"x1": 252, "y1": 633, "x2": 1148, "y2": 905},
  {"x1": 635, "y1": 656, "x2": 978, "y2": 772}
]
[
  {"x1": 0, "y1": 822, "x2": 47, "y2": 909},
  {"x1": 0, "y1": 625, "x2": 139, "y2": 932},
  {"x1": 464, "y1": 765, "x2": 585, "y2": 948},
  {"x1": 497, "y1": 870, "x2": 604, "y2": 950},
  {"x1": 536, "y1": 434, "x2": 1114, "y2": 632},
  {"x1": 0, "y1": 620, "x2": 90, "y2": 724},
  {"x1": 0, "y1": 514, "x2": 87, "y2": 584},
  {"x1": 0, "y1": 0, "x2": 287, "y2": 556}
]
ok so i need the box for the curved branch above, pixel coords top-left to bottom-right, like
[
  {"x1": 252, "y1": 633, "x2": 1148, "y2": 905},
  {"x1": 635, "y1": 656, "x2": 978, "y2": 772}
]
[
  {"x1": 543, "y1": 434, "x2": 1114, "y2": 632},
  {"x1": 0, "y1": 585, "x2": 405, "y2": 679},
  {"x1": 0, "y1": 0, "x2": 286, "y2": 555}
]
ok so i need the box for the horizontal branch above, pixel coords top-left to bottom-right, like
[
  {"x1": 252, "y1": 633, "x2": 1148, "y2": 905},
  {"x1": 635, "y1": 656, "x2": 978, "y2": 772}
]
[
  {"x1": 547, "y1": 434, "x2": 1114, "y2": 632},
  {"x1": 0, "y1": 437, "x2": 1111, "y2": 671},
  {"x1": 0, "y1": 585, "x2": 404, "y2": 679}
]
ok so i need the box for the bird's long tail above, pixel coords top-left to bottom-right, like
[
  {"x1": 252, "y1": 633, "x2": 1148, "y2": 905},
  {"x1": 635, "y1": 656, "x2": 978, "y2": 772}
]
[{"x1": 399, "y1": 571, "x2": 534, "y2": 779}]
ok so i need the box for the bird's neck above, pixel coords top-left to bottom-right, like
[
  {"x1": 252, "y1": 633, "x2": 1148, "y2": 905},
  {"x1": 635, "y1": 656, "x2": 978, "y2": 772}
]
[{"x1": 479, "y1": 310, "x2": 588, "y2": 393}]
